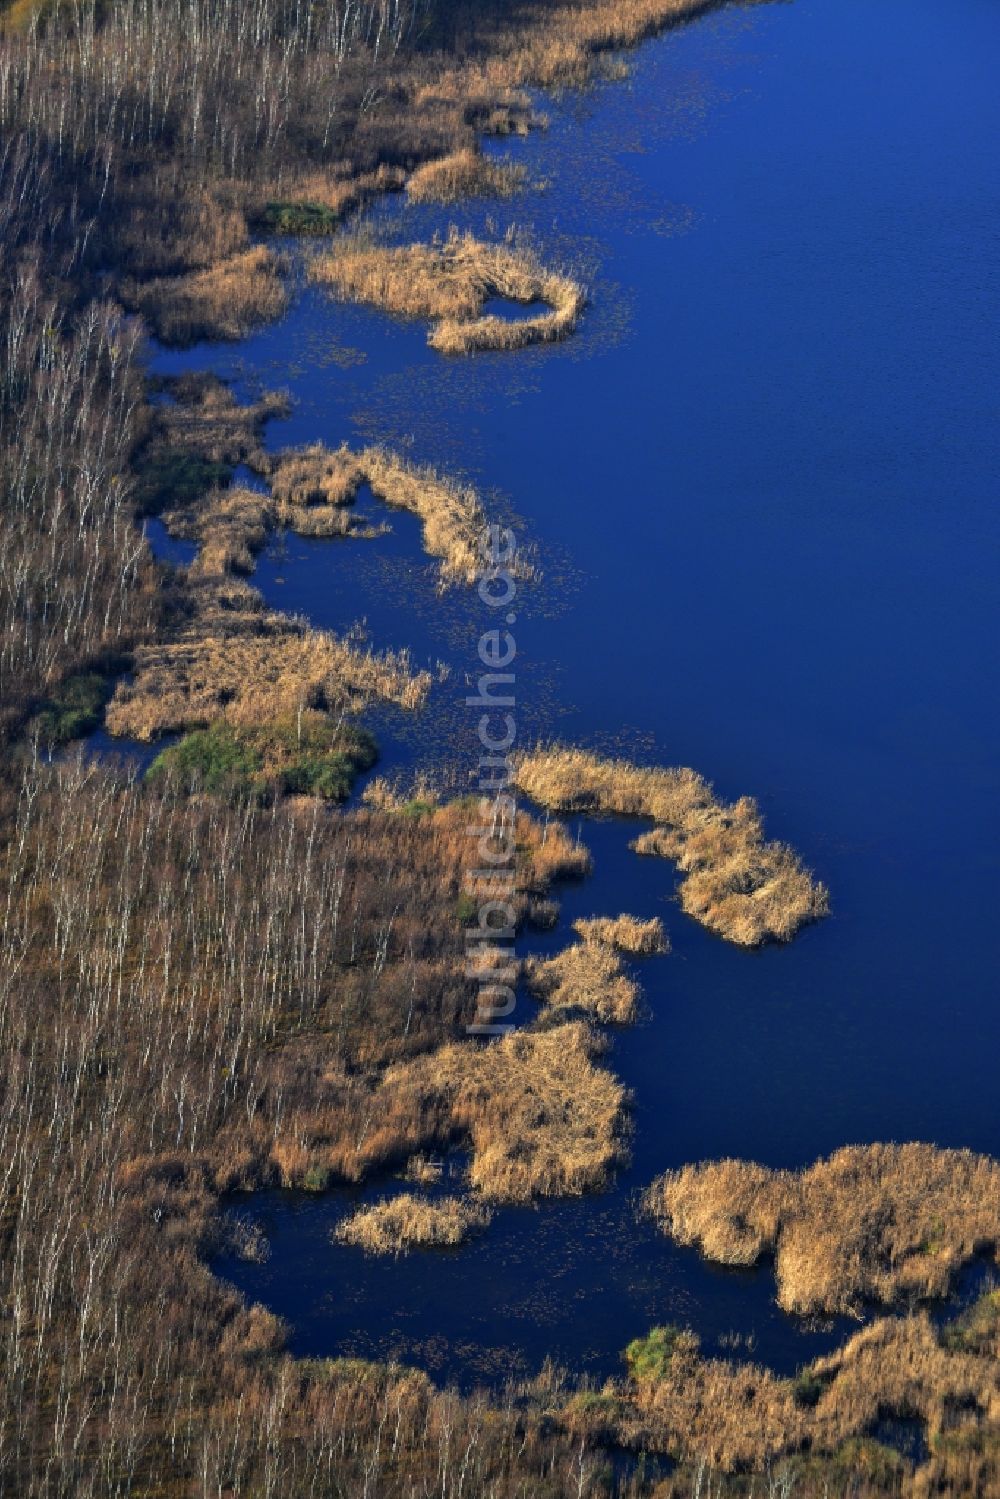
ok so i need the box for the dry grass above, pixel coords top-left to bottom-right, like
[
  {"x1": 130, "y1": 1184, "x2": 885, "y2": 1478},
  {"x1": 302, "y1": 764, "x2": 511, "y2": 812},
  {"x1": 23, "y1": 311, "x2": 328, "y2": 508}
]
[
  {"x1": 144, "y1": 372, "x2": 289, "y2": 469},
  {"x1": 357, "y1": 445, "x2": 491, "y2": 586},
  {"x1": 607, "y1": 1309, "x2": 1000, "y2": 1475},
  {"x1": 334, "y1": 1194, "x2": 492, "y2": 1255},
  {"x1": 406, "y1": 147, "x2": 525, "y2": 203},
  {"x1": 525, "y1": 939, "x2": 640, "y2": 1025},
  {"x1": 123, "y1": 246, "x2": 288, "y2": 346},
  {"x1": 149, "y1": 381, "x2": 499, "y2": 588},
  {"x1": 515, "y1": 747, "x2": 828, "y2": 946},
  {"x1": 364, "y1": 1020, "x2": 626, "y2": 1202},
  {"x1": 106, "y1": 581, "x2": 429, "y2": 741},
  {"x1": 309, "y1": 229, "x2": 584, "y2": 355},
  {"x1": 572, "y1": 913, "x2": 668, "y2": 954},
  {"x1": 646, "y1": 1144, "x2": 1000, "y2": 1317},
  {"x1": 180, "y1": 487, "x2": 272, "y2": 576}
]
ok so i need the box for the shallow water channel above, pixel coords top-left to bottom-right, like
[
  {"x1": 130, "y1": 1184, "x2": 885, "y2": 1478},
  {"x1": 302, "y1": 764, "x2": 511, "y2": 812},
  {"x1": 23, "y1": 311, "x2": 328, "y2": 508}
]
[{"x1": 141, "y1": 0, "x2": 1000, "y2": 1391}]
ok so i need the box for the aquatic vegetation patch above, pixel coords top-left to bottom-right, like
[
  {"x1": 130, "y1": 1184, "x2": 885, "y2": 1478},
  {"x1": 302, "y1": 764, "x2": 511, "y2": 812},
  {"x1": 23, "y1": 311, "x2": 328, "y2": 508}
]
[
  {"x1": 406, "y1": 147, "x2": 526, "y2": 203},
  {"x1": 143, "y1": 373, "x2": 289, "y2": 471},
  {"x1": 524, "y1": 936, "x2": 641, "y2": 1025},
  {"x1": 105, "y1": 574, "x2": 431, "y2": 741},
  {"x1": 122, "y1": 247, "x2": 288, "y2": 346},
  {"x1": 605, "y1": 1311, "x2": 993, "y2": 1476},
  {"x1": 515, "y1": 746, "x2": 828, "y2": 946},
  {"x1": 645, "y1": 1144, "x2": 1000, "y2": 1317},
  {"x1": 572, "y1": 913, "x2": 668, "y2": 955},
  {"x1": 334, "y1": 1193, "x2": 492, "y2": 1255},
  {"x1": 147, "y1": 714, "x2": 377, "y2": 803},
  {"x1": 363, "y1": 1020, "x2": 626, "y2": 1202},
  {"x1": 309, "y1": 229, "x2": 585, "y2": 354}
]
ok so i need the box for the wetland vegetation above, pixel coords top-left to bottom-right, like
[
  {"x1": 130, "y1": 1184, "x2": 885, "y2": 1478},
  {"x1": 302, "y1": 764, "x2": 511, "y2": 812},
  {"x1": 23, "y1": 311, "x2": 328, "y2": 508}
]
[{"x1": 1, "y1": 0, "x2": 998, "y2": 1491}]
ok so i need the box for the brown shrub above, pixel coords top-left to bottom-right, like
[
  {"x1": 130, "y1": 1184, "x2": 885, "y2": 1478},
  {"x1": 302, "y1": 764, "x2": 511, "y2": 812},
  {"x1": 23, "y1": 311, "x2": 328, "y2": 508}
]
[
  {"x1": 123, "y1": 247, "x2": 288, "y2": 345},
  {"x1": 515, "y1": 746, "x2": 828, "y2": 946},
  {"x1": 309, "y1": 229, "x2": 584, "y2": 355},
  {"x1": 645, "y1": 1144, "x2": 1000, "y2": 1317},
  {"x1": 334, "y1": 1193, "x2": 492, "y2": 1255},
  {"x1": 114, "y1": 191, "x2": 249, "y2": 276}
]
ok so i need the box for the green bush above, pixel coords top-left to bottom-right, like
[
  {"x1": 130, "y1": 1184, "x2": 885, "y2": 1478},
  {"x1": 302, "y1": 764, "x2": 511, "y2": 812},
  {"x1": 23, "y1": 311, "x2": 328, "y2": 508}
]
[
  {"x1": 792, "y1": 1368, "x2": 830, "y2": 1408},
  {"x1": 941, "y1": 1288, "x2": 1000, "y2": 1354},
  {"x1": 282, "y1": 752, "x2": 355, "y2": 801},
  {"x1": 147, "y1": 724, "x2": 263, "y2": 799},
  {"x1": 148, "y1": 717, "x2": 377, "y2": 804},
  {"x1": 624, "y1": 1324, "x2": 696, "y2": 1383},
  {"x1": 256, "y1": 202, "x2": 339, "y2": 236},
  {"x1": 35, "y1": 670, "x2": 116, "y2": 743}
]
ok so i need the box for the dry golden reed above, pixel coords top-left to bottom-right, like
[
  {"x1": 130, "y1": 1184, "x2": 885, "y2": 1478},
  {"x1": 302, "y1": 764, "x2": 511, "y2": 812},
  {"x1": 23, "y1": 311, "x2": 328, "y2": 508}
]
[
  {"x1": 572, "y1": 913, "x2": 668, "y2": 954},
  {"x1": 365, "y1": 1020, "x2": 626, "y2": 1202},
  {"x1": 607, "y1": 1309, "x2": 1000, "y2": 1475},
  {"x1": 106, "y1": 584, "x2": 429, "y2": 741},
  {"x1": 334, "y1": 1194, "x2": 492, "y2": 1255},
  {"x1": 309, "y1": 229, "x2": 584, "y2": 354},
  {"x1": 123, "y1": 246, "x2": 288, "y2": 345},
  {"x1": 524, "y1": 939, "x2": 640, "y2": 1025},
  {"x1": 646, "y1": 1143, "x2": 1000, "y2": 1316},
  {"x1": 515, "y1": 746, "x2": 828, "y2": 945},
  {"x1": 406, "y1": 147, "x2": 525, "y2": 203}
]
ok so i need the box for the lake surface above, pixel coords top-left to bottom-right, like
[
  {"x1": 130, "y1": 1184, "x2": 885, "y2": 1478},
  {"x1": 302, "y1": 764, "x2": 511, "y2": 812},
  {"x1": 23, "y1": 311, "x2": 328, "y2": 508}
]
[{"x1": 151, "y1": 0, "x2": 1000, "y2": 1389}]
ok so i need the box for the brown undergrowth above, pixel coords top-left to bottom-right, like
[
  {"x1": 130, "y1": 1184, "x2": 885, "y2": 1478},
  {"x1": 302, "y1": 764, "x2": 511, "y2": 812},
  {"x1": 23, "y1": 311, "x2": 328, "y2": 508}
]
[
  {"x1": 122, "y1": 246, "x2": 289, "y2": 345},
  {"x1": 334, "y1": 1194, "x2": 493, "y2": 1254},
  {"x1": 645, "y1": 1144, "x2": 1000, "y2": 1316},
  {"x1": 516, "y1": 746, "x2": 828, "y2": 945},
  {"x1": 309, "y1": 229, "x2": 585, "y2": 354}
]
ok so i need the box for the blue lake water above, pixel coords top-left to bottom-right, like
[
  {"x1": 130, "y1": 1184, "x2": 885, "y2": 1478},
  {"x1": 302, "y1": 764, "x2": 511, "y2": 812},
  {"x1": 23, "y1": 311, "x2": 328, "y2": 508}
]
[{"x1": 152, "y1": 0, "x2": 1000, "y2": 1389}]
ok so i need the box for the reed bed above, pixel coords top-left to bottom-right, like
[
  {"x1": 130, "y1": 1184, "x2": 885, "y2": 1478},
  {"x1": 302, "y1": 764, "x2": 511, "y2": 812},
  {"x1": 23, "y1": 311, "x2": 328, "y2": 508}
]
[
  {"x1": 106, "y1": 584, "x2": 430, "y2": 741},
  {"x1": 572, "y1": 913, "x2": 668, "y2": 954},
  {"x1": 524, "y1": 938, "x2": 640, "y2": 1025},
  {"x1": 149, "y1": 378, "x2": 498, "y2": 588},
  {"x1": 515, "y1": 746, "x2": 828, "y2": 945},
  {"x1": 645, "y1": 1144, "x2": 1000, "y2": 1317},
  {"x1": 123, "y1": 247, "x2": 288, "y2": 345},
  {"x1": 606, "y1": 1309, "x2": 999, "y2": 1476},
  {"x1": 367, "y1": 1020, "x2": 626, "y2": 1202},
  {"x1": 406, "y1": 147, "x2": 526, "y2": 203},
  {"x1": 309, "y1": 230, "x2": 585, "y2": 355},
  {"x1": 334, "y1": 1194, "x2": 492, "y2": 1255}
]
